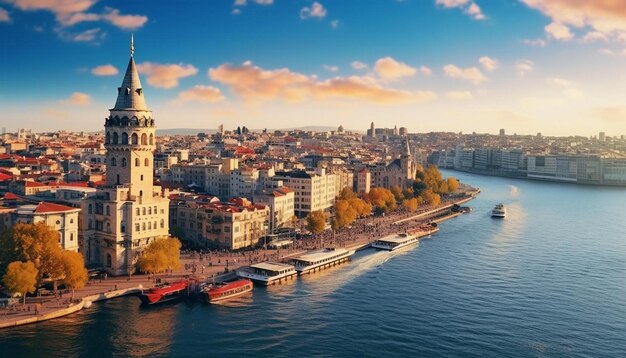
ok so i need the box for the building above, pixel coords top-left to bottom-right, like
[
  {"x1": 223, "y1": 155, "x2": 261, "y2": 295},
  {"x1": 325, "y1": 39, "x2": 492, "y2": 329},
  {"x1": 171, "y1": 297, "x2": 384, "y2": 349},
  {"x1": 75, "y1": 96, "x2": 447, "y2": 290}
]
[
  {"x1": 254, "y1": 182, "x2": 295, "y2": 232},
  {"x1": 79, "y1": 38, "x2": 170, "y2": 275},
  {"x1": 370, "y1": 139, "x2": 417, "y2": 189},
  {"x1": 171, "y1": 197, "x2": 268, "y2": 250},
  {"x1": 354, "y1": 168, "x2": 371, "y2": 195},
  {"x1": 1, "y1": 202, "x2": 80, "y2": 251},
  {"x1": 273, "y1": 168, "x2": 336, "y2": 217}
]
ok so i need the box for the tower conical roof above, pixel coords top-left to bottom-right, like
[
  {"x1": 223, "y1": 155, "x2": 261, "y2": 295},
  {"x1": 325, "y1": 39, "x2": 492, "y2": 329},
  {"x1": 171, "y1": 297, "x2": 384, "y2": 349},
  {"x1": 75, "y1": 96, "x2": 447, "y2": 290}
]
[
  {"x1": 112, "y1": 47, "x2": 148, "y2": 111},
  {"x1": 402, "y1": 138, "x2": 411, "y2": 156}
]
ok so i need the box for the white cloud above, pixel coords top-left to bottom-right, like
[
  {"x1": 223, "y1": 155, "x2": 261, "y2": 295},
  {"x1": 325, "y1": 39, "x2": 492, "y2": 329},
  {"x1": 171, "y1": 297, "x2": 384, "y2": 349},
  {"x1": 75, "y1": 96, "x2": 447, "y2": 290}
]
[
  {"x1": 435, "y1": 0, "x2": 485, "y2": 21},
  {"x1": 57, "y1": 27, "x2": 104, "y2": 42},
  {"x1": 545, "y1": 22, "x2": 574, "y2": 41},
  {"x1": 0, "y1": 7, "x2": 10, "y2": 22},
  {"x1": 176, "y1": 85, "x2": 225, "y2": 104},
  {"x1": 61, "y1": 92, "x2": 91, "y2": 106},
  {"x1": 515, "y1": 60, "x2": 534, "y2": 77},
  {"x1": 546, "y1": 77, "x2": 584, "y2": 99},
  {"x1": 443, "y1": 64, "x2": 486, "y2": 84},
  {"x1": 374, "y1": 57, "x2": 417, "y2": 81},
  {"x1": 466, "y1": 3, "x2": 485, "y2": 20},
  {"x1": 300, "y1": 2, "x2": 327, "y2": 19},
  {"x1": 478, "y1": 56, "x2": 498, "y2": 72},
  {"x1": 523, "y1": 38, "x2": 547, "y2": 47},
  {"x1": 136, "y1": 63, "x2": 199, "y2": 89},
  {"x1": 419, "y1": 66, "x2": 432, "y2": 76},
  {"x1": 91, "y1": 64, "x2": 118, "y2": 76},
  {"x1": 446, "y1": 91, "x2": 473, "y2": 100},
  {"x1": 102, "y1": 7, "x2": 147, "y2": 30},
  {"x1": 323, "y1": 65, "x2": 339, "y2": 72},
  {"x1": 351, "y1": 61, "x2": 368, "y2": 70}
]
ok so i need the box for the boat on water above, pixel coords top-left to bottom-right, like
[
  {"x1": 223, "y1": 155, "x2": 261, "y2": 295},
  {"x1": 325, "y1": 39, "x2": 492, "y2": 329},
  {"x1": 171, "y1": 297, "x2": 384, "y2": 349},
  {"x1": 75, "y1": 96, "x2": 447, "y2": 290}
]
[
  {"x1": 202, "y1": 279, "x2": 253, "y2": 303},
  {"x1": 139, "y1": 280, "x2": 188, "y2": 305},
  {"x1": 372, "y1": 233, "x2": 420, "y2": 251},
  {"x1": 492, "y1": 203, "x2": 506, "y2": 218},
  {"x1": 289, "y1": 247, "x2": 355, "y2": 275},
  {"x1": 237, "y1": 262, "x2": 297, "y2": 286}
]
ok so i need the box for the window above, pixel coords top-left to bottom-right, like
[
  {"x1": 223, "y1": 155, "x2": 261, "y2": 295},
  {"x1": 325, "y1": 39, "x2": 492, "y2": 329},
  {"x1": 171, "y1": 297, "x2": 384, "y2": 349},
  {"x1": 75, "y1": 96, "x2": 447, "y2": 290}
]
[
  {"x1": 141, "y1": 133, "x2": 147, "y2": 145},
  {"x1": 154, "y1": 206, "x2": 157, "y2": 213},
  {"x1": 106, "y1": 222, "x2": 111, "y2": 233},
  {"x1": 135, "y1": 158, "x2": 140, "y2": 167},
  {"x1": 122, "y1": 158, "x2": 127, "y2": 167},
  {"x1": 121, "y1": 223, "x2": 126, "y2": 233},
  {"x1": 160, "y1": 219, "x2": 164, "y2": 228},
  {"x1": 56, "y1": 220, "x2": 61, "y2": 225},
  {"x1": 148, "y1": 222, "x2": 152, "y2": 230},
  {"x1": 148, "y1": 207, "x2": 152, "y2": 215},
  {"x1": 105, "y1": 205, "x2": 110, "y2": 216},
  {"x1": 112, "y1": 132, "x2": 118, "y2": 144},
  {"x1": 142, "y1": 207, "x2": 146, "y2": 215},
  {"x1": 106, "y1": 254, "x2": 112, "y2": 268},
  {"x1": 154, "y1": 221, "x2": 157, "y2": 230},
  {"x1": 70, "y1": 233, "x2": 74, "y2": 241},
  {"x1": 135, "y1": 223, "x2": 140, "y2": 232},
  {"x1": 122, "y1": 132, "x2": 128, "y2": 144},
  {"x1": 111, "y1": 158, "x2": 117, "y2": 166},
  {"x1": 105, "y1": 132, "x2": 110, "y2": 144},
  {"x1": 149, "y1": 134, "x2": 154, "y2": 145},
  {"x1": 131, "y1": 133, "x2": 138, "y2": 144},
  {"x1": 136, "y1": 208, "x2": 140, "y2": 216},
  {"x1": 142, "y1": 223, "x2": 146, "y2": 231},
  {"x1": 145, "y1": 158, "x2": 150, "y2": 167},
  {"x1": 88, "y1": 220, "x2": 93, "y2": 229},
  {"x1": 139, "y1": 190, "x2": 143, "y2": 197},
  {"x1": 140, "y1": 175, "x2": 143, "y2": 181},
  {"x1": 88, "y1": 204, "x2": 92, "y2": 214}
]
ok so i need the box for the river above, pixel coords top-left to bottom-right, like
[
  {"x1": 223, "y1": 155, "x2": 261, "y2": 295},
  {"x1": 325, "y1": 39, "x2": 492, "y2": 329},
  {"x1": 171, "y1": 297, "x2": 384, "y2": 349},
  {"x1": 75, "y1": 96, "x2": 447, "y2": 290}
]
[{"x1": 2, "y1": 171, "x2": 625, "y2": 357}]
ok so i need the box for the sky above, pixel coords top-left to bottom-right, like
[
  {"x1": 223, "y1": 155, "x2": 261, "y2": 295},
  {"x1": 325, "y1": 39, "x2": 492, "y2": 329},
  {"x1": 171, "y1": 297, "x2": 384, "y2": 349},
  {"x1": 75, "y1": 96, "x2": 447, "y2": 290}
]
[{"x1": 2, "y1": 0, "x2": 626, "y2": 136}]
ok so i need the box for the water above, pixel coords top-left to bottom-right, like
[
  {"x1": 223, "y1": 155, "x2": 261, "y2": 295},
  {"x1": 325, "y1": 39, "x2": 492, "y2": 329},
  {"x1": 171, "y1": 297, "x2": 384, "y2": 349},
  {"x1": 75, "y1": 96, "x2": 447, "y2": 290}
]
[{"x1": 2, "y1": 171, "x2": 626, "y2": 357}]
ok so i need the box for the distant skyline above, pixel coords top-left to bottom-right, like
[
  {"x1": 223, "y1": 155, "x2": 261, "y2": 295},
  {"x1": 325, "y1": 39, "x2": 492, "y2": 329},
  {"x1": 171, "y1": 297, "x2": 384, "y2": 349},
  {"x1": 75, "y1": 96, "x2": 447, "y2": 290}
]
[{"x1": 2, "y1": 0, "x2": 626, "y2": 136}]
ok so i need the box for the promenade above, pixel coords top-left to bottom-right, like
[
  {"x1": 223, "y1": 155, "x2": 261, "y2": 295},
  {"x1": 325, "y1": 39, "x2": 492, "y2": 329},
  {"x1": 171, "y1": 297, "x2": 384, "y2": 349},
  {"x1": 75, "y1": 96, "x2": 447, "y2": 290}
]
[{"x1": 0, "y1": 188, "x2": 478, "y2": 329}]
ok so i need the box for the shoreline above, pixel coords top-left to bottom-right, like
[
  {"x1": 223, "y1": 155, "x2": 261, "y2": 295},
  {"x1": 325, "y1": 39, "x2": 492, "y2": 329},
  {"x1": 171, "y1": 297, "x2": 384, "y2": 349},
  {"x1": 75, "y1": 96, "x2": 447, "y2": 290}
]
[
  {"x1": 446, "y1": 168, "x2": 626, "y2": 188},
  {"x1": 0, "y1": 190, "x2": 479, "y2": 330}
]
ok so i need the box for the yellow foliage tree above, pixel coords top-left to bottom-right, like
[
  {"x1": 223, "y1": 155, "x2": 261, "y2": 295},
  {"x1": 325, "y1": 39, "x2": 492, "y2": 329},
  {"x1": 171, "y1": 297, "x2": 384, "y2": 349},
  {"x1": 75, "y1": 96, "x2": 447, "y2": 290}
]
[
  {"x1": 338, "y1": 187, "x2": 357, "y2": 200},
  {"x1": 306, "y1": 210, "x2": 327, "y2": 234},
  {"x1": 348, "y1": 198, "x2": 372, "y2": 217},
  {"x1": 365, "y1": 187, "x2": 397, "y2": 213},
  {"x1": 0, "y1": 223, "x2": 65, "y2": 288},
  {"x1": 390, "y1": 185, "x2": 404, "y2": 202},
  {"x1": 61, "y1": 251, "x2": 88, "y2": 300},
  {"x1": 421, "y1": 189, "x2": 441, "y2": 207},
  {"x1": 402, "y1": 198, "x2": 420, "y2": 212},
  {"x1": 446, "y1": 177, "x2": 460, "y2": 192},
  {"x1": 335, "y1": 200, "x2": 358, "y2": 229},
  {"x1": 137, "y1": 238, "x2": 182, "y2": 275},
  {"x1": 3, "y1": 261, "x2": 38, "y2": 306}
]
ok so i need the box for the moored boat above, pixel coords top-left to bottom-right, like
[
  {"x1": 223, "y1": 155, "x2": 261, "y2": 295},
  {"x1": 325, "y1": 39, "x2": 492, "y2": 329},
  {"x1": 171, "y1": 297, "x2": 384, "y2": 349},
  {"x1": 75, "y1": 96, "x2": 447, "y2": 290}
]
[
  {"x1": 139, "y1": 280, "x2": 188, "y2": 305},
  {"x1": 289, "y1": 248, "x2": 355, "y2": 275},
  {"x1": 237, "y1": 262, "x2": 297, "y2": 286},
  {"x1": 491, "y1": 203, "x2": 506, "y2": 218},
  {"x1": 202, "y1": 279, "x2": 253, "y2": 303}
]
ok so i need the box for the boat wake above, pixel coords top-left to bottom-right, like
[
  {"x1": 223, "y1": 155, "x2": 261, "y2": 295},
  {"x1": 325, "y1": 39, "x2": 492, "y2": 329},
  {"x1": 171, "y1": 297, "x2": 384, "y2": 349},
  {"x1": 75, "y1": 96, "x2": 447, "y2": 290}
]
[{"x1": 509, "y1": 185, "x2": 520, "y2": 197}]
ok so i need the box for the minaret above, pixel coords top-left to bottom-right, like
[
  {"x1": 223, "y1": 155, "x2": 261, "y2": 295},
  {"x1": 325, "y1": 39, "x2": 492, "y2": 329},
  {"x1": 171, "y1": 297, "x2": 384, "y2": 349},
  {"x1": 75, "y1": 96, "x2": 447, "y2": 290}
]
[
  {"x1": 370, "y1": 122, "x2": 375, "y2": 137},
  {"x1": 400, "y1": 138, "x2": 413, "y2": 181},
  {"x1": 104, "y1": 35, "x2": 155, "y2": 199}
]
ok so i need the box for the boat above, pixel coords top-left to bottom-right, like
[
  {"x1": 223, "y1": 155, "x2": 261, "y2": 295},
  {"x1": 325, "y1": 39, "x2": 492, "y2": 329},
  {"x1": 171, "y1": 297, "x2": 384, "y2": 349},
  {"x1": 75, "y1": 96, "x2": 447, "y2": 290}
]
[
  {"x1": 202, "y1": 279, "x2": 253, "y2": 303},
  {"x1": 372, "y1": 233, "x2": 420, "y2": 251},
  {"x1": 289, "y1": 248, "x2": 355, "y2": 275},
  {"x1": 491, "y1": 203, "x2": 506, "y2": 218},
  {"x1": 139, "y1": 280, "x2": 188, "y2": 305},
  {"x1": 237, "y1": 262, "x2": 297, "y2": 286}
]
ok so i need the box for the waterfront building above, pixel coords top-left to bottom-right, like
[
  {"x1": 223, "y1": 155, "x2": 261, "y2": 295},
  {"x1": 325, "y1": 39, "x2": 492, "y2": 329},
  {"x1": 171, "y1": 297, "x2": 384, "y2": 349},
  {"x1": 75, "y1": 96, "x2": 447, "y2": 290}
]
[
  {"x1": 253, "y1": 182, "x2": 295, "y2": 232},
  {"x1": 79, "y1": 37, "x2": 170, "y2": 275},
  {"x1": 1, "y1": 202, "x2": 80, "y2": 251},
  {"x1": 369, "y1": 139, "x2": 417, "y2": 189},
  {"x1": 273, "y1": 168, "x2": 336, "y2": 217}
]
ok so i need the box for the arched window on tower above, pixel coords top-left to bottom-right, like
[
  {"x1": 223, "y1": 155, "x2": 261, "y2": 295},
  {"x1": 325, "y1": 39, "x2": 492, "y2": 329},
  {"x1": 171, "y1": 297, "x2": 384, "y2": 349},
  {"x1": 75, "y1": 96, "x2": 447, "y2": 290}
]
[
  {"x1": 142, "y1": 207, "x2": 146, "y2": 215},
  {"x1": 149, "y1": 134, "x2": 154, "y2": 145},
  {"x1": 121, "y1": 158, "x2": 127, "y2": 167},
  {"x1": 142, "y1": 223, "x2": 146, "y2": 231},
  {"x1": 122, "y1": 132, "x2": 128, "y2": 144},
  {"x1": 106, "y1": 254, "x2": 112, "y2": 268},
  {"x1": 111, "y1": 158, "x2": 117, "y2": 166},
  {"x1": 148, "y1": 207, "x2": 152, "y2": 215},
  {"x1": 135, "y1": 158, "x2": 140, "y2": 167},
  {"x1": 112, "y1": 132, "x2": 118, "y2": 144},
  {"x1": 88, "y1": 204, "x2": 92, "y2": 214},
  {"x1": 105, "y1": 132, "x2": 110, "y2": 144},
  {"x1": 141, "y1": 133, "x2": 147, "y2": 145},
  {"x1": 131, "y1": 133, "x2": 138, "y2": 144},
  {"x1": 145, "y1": 158, "x2": 150, "y2": 167}
]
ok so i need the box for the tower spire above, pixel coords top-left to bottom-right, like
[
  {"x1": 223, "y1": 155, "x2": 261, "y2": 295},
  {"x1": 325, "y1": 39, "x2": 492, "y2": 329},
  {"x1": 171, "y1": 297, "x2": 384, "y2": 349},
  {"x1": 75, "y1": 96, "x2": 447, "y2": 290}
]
[{"x1": 130, "y1": 33, "x2": 135, "y2": 57}]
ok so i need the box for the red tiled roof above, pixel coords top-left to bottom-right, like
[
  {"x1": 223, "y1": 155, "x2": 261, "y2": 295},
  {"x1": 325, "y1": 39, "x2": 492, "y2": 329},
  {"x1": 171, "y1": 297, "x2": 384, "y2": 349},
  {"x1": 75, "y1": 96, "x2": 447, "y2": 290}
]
[
  {"x1": 0, "y1": 173, "x2": 12, "y2": 181},
  {"x1": 24, "y1": 181, "x2": 48, "y2": 188},
  {"x1": 34, "y1": 202, "x2": 77, "y2": 213},
  {"x1": 2, "y1": 192, "x2": 19, "y2": 200}
]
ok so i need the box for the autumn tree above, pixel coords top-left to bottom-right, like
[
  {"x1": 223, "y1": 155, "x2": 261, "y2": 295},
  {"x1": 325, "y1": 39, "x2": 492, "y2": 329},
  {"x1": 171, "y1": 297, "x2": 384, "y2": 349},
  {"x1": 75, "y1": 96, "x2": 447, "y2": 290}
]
[
  {"x1": 3, "y1": 261, "x2": 38, "y2": 306},
  {"x1": 390, "y1": 185, "x2": 404, "y2": 202},
  {"x1": 306, "y1": 210, "x2": 327, "y2": 234},
  {"x1": 421, "y1": 189, "x2": 441, "y2": 207},
  {"x1": 348, "y1": 198, "x2": 372, "y2": 217},
  {"x1": 365, "y1": 188, "x2": 397, "y2": 213},
  {"x1": 402, "y1": 197, "x2": 422, "y2": 212},
  {"x1": 338, "y1": 187, "x2": 357, "y2": 200},
  {"x1": 61, "y1": 251, "x2": 88, "y2": 300},
  {"x1": 335, "y1": 200, "x2": 357, "y2": 229},
  {"x1": 0, "y1": 223, "x2": 65, "y2": 288},
  {"x1": 137, "y1": 237, "x2": 182, "y2": 275},
  {"x1": 446, "y1": 177, "x2": 460, "y2": 192}
]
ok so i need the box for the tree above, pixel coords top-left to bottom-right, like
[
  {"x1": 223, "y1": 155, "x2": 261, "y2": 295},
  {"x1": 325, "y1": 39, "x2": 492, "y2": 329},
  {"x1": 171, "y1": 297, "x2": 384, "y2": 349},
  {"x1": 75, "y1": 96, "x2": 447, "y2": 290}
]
[
  {"x1": 335, "y1": 200, "x2": 357, "y2": 229},
  {"x1": 306, "y1": 210, "x2": 327, "y2": 234},
  {"x1": 446, "y1": 177, "x2": 460, "y2": 192},
  {"x1": 3, "y1": 261, "x2": 38, "y2": 306},
  {"x1": 338, "y1": 187, "x2": 357, "y2": 200},
  {"x1": 137, "y1": 238, "x2": 182, "y2": 275},
  {"x1": 61, "y1": 251, "x2": 88, "y2": 300},
  {"x1": 365, "y1": 188, "x2": 397, "y2": 213},
  {"x1": 348, "y1": 198, "x2": 372, "y2": 217},
  {"x1": 424, "y1": 165, "x2": 443, "y2": 193},
  {"x1": 402, "y1": 198, "x2": 421, "y2": 212},
  {"x1": 421, "y1": 189, "x2": 441, "y2": 207},
  {"x1": 390, "y1": 185, "x2": 404, "y2": 202},
  {"x1": 0, "y1": 223, "x2": 65, "y2": 287},
  {"x1": 412, "y1": 180, "x2": 427, "y2": 196}
]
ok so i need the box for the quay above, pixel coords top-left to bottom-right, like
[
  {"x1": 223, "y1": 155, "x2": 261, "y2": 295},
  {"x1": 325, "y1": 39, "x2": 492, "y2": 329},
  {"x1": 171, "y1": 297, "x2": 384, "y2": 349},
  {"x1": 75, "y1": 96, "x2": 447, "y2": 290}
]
[{"x1": 0, "y1": 190, "x2": 478, "y2": 329}]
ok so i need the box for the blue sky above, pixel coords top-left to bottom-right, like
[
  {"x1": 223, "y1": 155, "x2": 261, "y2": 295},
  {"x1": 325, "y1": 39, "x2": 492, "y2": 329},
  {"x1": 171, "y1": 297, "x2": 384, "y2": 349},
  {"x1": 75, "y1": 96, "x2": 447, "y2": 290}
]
[{"x1": 2, "y1": 0, "x2": 626, "y2": 136}]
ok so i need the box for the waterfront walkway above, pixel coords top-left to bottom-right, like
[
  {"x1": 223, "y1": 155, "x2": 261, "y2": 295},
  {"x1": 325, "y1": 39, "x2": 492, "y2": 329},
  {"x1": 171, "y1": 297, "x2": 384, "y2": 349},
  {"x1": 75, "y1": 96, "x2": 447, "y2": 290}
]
[{"x1": 0, "y1": 189, "x2": 478, "y2": 329}]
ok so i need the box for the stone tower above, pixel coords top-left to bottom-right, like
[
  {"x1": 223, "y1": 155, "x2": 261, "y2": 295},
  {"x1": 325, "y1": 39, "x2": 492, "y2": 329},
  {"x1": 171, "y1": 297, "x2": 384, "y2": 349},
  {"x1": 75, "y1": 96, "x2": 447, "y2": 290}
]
[
  {"x1": 80, "y1": 36, "x2": 170, "y2": 275},
  {"x1": 400, "y1": 138, "x2": 415, "y2": 181}
]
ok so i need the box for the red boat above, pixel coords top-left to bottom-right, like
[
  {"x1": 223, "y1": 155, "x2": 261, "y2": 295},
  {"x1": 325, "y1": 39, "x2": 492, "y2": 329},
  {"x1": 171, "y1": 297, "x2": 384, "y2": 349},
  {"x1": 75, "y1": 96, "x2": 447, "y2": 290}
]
[
  {"x1": 139, "y1": 280, "x2": 188, "y2": 305},
  {"x1": 202, "y1": 279, "x2": 253, "y2": 303}
]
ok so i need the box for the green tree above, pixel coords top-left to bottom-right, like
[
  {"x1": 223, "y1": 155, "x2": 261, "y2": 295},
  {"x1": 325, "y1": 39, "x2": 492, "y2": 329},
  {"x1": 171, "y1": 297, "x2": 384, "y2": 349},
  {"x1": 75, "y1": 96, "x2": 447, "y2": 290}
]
[
  {"x1": 3, "y1": 261, "x2": 38, "y2": 306},
  {"x1": 412, "y1": 180, "x2": 427, "y2": 196},
  {"x1": 137, "y1": 238, "x2": 182, "y2": 275},
  {"x1": 306, "y1": 210, "x2": 327, "y2": 234},
  {"x1": 61, "y1": 251, "x2": 88, "y2": 300}
]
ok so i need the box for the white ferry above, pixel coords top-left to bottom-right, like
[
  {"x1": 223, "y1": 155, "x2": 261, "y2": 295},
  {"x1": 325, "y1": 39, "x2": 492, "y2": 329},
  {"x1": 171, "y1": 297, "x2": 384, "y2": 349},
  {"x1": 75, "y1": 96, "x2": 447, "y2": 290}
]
[
  {"x1": 371, "y1": 233, "x2": 420, "y2": 251},
  {"x1": 491, "y1": 203, "x2": 506, "y2": 218},
  {"x1": 289, "y1": 248, "x2": 355, "y2": 275},
  {"x1": 236, "y1": 262, "x2": 297, "y2": 286}
]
